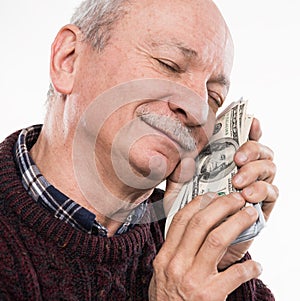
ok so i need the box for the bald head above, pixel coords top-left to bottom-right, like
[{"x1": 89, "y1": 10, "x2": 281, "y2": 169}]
[
  {"x1": 42, "y1": 0, "x2": 236, "y2": 213},
  {"x1": 70, "y1": 0, "x2": 232, "y2": 54}
]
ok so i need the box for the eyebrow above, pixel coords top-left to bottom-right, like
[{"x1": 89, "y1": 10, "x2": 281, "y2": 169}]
[
  {"x1": 176, "y1": 45, "x2": 198, "y2": 59},
  {"x1": 210, "y1": 74, "x2": 231, "y2": 91},
  {"x1": 150, "y1": 39, "x2": 198, "y2": 59}
]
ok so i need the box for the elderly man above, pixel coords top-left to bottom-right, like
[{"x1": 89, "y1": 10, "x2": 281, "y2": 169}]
[{"x1": 0, "y1": 0, "x2": 278, "y2": 300}]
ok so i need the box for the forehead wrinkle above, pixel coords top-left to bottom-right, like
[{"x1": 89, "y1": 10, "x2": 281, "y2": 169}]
[{"x1": 147, "y1": 38, "x2": 198, "y2": 60}]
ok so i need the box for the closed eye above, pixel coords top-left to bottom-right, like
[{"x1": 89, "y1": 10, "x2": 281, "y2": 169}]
[
  {"x1": 155, "y1": 58, "x2": 182, "y2": 73},
  {"x1": 208, "y1": 90, "x2": 224, "y2": 109}
]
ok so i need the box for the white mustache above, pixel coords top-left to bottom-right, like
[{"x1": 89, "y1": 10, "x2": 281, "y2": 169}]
[{"x1": 138, "y1": 112, "x2": 196, "y2": 151}]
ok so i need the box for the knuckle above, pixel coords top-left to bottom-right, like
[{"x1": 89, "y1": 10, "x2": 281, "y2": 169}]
[
  {"x1": 266, "y1": 184, "x2": 279, "y2": 202},
  {"x1": 260, "y1": 144, "x2": 274, "y2": 161},
  {"x1": 252, "y1": 263, "x2": 262, "y2": 276},
  {"x1": 258, "y1": 170, "x2": 268, "y2": 182},
  {"x1": 273, "y1": 184, "x2": 279, "y2": 199},
  {"x1": 165, "y1": 259, "x2": 182, "y2": 280},
  {"x1": 152, "y1": 252, "x2": 167, "y2": 273},
  {"x1": 232, "y1": 263, "x2": 250, "y2": 278},
  {"x1": 152, "y1": 257, "x2": 161, "y2": 273},
  {"x1": 171, "y1": 210, "x2": 189, "y2": 227},
  {"x1": 259, "y1": 182, "x2": 270, "y2": 199},
  {"x1": 258, "y1": 160, "x2": 276, "y2": 182},
  {"x1": 188, "y1": 212, "x2": 210, "y2": 230},
  {"x1": 219, "y1": 194, "x2": 244, "y2": 211},
  {"x1": 270, "y1": 161, "x2": 277, "y2": 176},
  {"x1": 227, "y1": 193, "x2": 244, "y2": 206},
  {"x1": 267, "y1": 160, "x2": 276, "y2": 173},
  {"x1": 206, "y1": 230, "x2": 225, "y2": 249},
  {"x1": 268, "y1": 147, "x2": 275, "y2": 160},
  {"x1": 231, "y1": 261, "x2": 262, "y2": 280}
]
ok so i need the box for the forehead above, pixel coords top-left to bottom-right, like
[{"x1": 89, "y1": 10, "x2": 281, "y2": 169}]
[
  {"x1": 123, "y1": 1, "x2": 229, "y2": 44},
  {"x1": 119, "y1": 0, "x2": 233, "y2": 70}
]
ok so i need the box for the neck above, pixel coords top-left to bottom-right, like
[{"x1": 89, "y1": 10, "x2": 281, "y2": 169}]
[{"x1": 30, "y1": 102, "x2": 153, "y2": 234}]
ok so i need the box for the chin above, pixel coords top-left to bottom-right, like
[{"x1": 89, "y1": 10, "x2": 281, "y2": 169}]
[
  {"x1": 110, "y1": 135, "x2": 180, "y2": 190},
  {"x1": 128, "y1": 148, "x2": 176, "y2": 185}
]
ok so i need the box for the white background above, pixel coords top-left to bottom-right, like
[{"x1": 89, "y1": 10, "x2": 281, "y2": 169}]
[{"x1": 0, "y1": 1, "x2": 299, "y2": 300}]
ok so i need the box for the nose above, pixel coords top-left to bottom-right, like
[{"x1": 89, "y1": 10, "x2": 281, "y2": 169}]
[{"x1": 167, "y1": 84, "x2": 209, "y2": 127}]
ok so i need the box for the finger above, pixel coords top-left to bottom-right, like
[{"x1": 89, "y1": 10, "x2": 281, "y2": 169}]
[
  {"x1": 152, "y1": 195, "x2": 208, "y2": 296},
  {"x1": 232, "y1": 159, "x2": 276, "y2": 189},
  {"x1": 168, "y1": 156, "x2": 196, "y2": 183},
  {"x1": 218, "y1": 240, "x2": 253, "y2": 270},
  {"x1": 194, "y1": 205, "x2": 259, "y2": 271},
  {"x1": 173, "y1": 193, "x2": 245, "y2": 261},
  {"x1": 241, "y1": 181, "x2": 279, "y2": 204},
  {"x1": 259, "y1": 184, "x2": 279, "y2": 221},
  {"x1": 218, "y1": 260, "x2": 263, "y2": 296},
  {"x1": 163, "y1": 180, "x2": 185, "y2": 215},
  {"x1": 249, "y1": 118, "x2": 262, "y2": 142},
  {"x1": 164, "y1": 157, "x2": 196, "y2": 214},
  {"x1": 164, "y1": 193, "x2": 217, "y2": 251},
  {"x1": 241, "y1": 181, "x2": 279, "y2": 221},
  {"x1": 234, "y1": 140, "x2": 274, "y2": 167}
]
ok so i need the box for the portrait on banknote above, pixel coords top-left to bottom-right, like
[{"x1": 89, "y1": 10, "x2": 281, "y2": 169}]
[{"x1": 195, "y1": 137, "x2": 239, "y2": 183}]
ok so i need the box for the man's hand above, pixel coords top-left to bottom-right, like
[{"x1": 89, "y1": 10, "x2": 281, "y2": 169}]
[
  {"x1": 150, "y1": 192, "x2": 262, "y2": 300},
  {"x1": 152, "y1": 118, "x2": 278, "y2": 299},
  {"x1": 219, "y1": 118, "x2": 278, "y2": 268}
]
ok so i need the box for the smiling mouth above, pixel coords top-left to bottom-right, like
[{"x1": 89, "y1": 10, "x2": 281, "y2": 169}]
[{"x1": 138, "y1": 113, "x2": 196, "y2": 151}]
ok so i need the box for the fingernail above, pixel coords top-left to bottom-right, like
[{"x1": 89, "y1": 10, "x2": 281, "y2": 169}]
[
  {"x1": 243, "y1": 187, "x2": 253, "y2": 197},
  {"x1": 232, "y1": 192, "x2": 243, "y2": 200},
  {"x1": 244, "y1": 206, "x2": 257, "y2": 216},
  {"x1": 236, "y1": 152, "x2": 248, "y2": 163},
  {"x1": 233, "y1": 174, "x2": 243, "y2": 186}
]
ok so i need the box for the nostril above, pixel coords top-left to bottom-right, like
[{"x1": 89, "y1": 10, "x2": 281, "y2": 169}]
[
  {"x1": 167, "y1": 90, "x2": 208, "y2": 127},
  {"x1": 176, "y1": 108, "x2": 187, "y2": 118}
]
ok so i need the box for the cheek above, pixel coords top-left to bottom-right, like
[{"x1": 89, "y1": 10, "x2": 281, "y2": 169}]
[
  {"x1": 96, "y1": 115, "x2": 182, "y2": 185},
  {"x1": 128, "y1": 135, "x2": 182, "y2": 176},
  {"x1": 76, "y1": 50, "x2": 134, "y2": 102},
  {"x1": 195, "y1": 110, "x2": 216, "y2": 152}
]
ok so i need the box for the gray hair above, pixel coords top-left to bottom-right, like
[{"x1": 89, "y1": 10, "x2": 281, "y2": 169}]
[
  {"x1": 70, "y1": 0, "x2": 129, "y2": 51},
  {"x1": 48, "y1": 0, "x2": 129, "y2": 101}
]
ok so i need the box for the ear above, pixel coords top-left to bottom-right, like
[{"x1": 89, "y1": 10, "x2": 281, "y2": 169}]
[{"x1": 50, "y1": 25, "x2": 82, "y2": 95}]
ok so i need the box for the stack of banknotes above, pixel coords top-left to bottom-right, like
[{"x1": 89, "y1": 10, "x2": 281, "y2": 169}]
[{"x1": 165, "y1": 99, "x2": 265, "y2": 245}]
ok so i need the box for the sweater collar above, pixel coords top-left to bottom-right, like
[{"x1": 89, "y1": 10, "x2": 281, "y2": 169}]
[
  {"x1": 13, "y1": 125, "x2": 148, "y2": 237},
  {"x1": 0, "y1": 129, "x2": 165, "y2": 261}
]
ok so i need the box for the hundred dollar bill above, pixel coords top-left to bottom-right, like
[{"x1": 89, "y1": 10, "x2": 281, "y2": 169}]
[{"x1": 165, "y1": 99, "x2": 265, "y2": 245}]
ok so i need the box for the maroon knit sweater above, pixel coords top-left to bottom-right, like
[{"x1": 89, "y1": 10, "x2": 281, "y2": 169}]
[{"x1": 0, "y1": 131, "x2": 275, "y2": 300}]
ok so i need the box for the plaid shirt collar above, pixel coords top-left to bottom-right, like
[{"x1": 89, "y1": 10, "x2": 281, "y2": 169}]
[{"x1": 14, "y1": 125, "x2": 148, "y2": 236}]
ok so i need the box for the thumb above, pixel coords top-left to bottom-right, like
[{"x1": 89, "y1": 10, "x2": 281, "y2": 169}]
[
  {"x1": 249, "y1": 118, "x2": 262, "y2": 141},
  {"x1": 164, "y1": 157, "x2": 196, "y2": 214}
]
